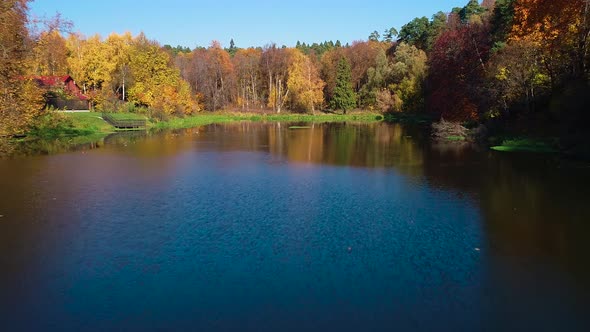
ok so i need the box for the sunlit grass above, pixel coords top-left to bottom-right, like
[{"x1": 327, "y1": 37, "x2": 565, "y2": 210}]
[
  {"x1": 151, "y1": 112, "x2": 384, "y2": 130},
  {"x1": 491, "y1": 138, "x2": 558, "y2": 153}
]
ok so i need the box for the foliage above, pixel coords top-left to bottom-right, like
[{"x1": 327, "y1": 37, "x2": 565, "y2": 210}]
[
  {"x1": 459, "y1": 0, "x2": 487, "y2": 23},
  {"x1": 389, "y1": 43, "x2": 428, "y2": 112},
  {"x1": 491, "y1": 0, "x2": 516, "y2": 45},
  {"x1": 398, "y1": 17, "x2": 431, "y2": 50},
  {"x1": 32, "y1": 30, "x2": 68, "y2": 75},
  {"x1": 509, "y1": 0, "x2": 588, "y2": 84},
  {"x1": 126, "y1": 34, "x2": 199, "y2": 115},
  {"x1": 489, "y1": 40, "x2": 549, "y2": 114},
  {"x1": 3, "y1": 0, "x2": 590, "y2": 157},
  {"x1": 0, "y1": 0, "x2": 44, "y2": 136},
  {"x1": 295, "y1": 40, "x2": 341, "y2": 56},
  {"x1": 359, "y1": 42, "x2": 427, "y2": 113},
  {"x1": 428, "y1": 23, "x2": 491, "y2": 121},
  {"x1": 376, "y1": 89, "x2": 402, "y2": 113},
  {"x1": 261, "y1": 45, "x2": 293, "y2": 113},
  {"x1": 431, "y1": 119, "x2": 470, "y2": 141},
  {"x1": 233, "y1": 48, "x2": 263, "y2": 109},
  {"x1": 344, "y1": 41, "x2": 384, "y2": 92},
  {"x1": 320, "y1": 47, "x2": 346, "y2": 106},
  {"x1": 383, "y1": 28, "x2": 398, "y2": 43},
  {"x1": 360, "y1": 48, "x2": 391, "y2": 108},
  {"x1": 287, "y1": 49, "x2": 325, "y2": 113},
  {"x1": 330, "y1": 57, "x2": 357, "y2": 113},
  {"x1": 28, "y1": 111, "x2": 76, "y2": 137}
]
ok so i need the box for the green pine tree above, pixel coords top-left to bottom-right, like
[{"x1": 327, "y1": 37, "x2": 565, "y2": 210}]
[
  {"x1": 459, "y1": 0, "x2": 486, "y2": 23},
  {"x1": 331, "y1": 57, "x2": 357, "y2": 114}
]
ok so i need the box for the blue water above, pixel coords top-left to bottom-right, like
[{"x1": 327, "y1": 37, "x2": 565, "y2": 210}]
[{"x1": 1, "y1": 123, "x2": 589, "y2": 331}]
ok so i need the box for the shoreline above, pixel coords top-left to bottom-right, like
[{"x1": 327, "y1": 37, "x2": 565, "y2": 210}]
[
  {"x1": 3, "y1": 111, "x2": 388, "y2": 154},
  {"x1": 4, "y1": 111, "x2": 583, "y2": 159}
]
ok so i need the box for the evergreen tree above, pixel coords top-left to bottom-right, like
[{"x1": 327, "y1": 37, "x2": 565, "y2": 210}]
[
  {"x1": 490, "y1": 0, "x2": 515, "y2": 47},
  {"x1": 398, "y1": 17, "x2": 431, "y2": 50},
  {"x1": 369, "y1": 31, "x2": 381, "y2": 42},
  {"x1": 383, "y1": 27, "x2": 399, "y2": 43},
  {"x1": 227, "y1": 38, "x2": 238, "y2": 57},
  {"x1": 459, "y1": 0, "x2": 486, "y2": 23},
  {"x1": 331, "y1": 57, "x2": 356, "y2": 113}
]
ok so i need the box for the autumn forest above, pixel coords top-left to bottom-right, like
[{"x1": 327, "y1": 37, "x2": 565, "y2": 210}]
[
  {"x1": 3, "y1": 1, "x2": 590, "y2": 329},
  {"x1": 2, "y1": 0, "x2": 590, "y2": 155}
]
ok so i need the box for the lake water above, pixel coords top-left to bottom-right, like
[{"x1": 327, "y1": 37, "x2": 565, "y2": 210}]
[{"x1": 1, "y1": 122, "x2": 589, "y2": 331}]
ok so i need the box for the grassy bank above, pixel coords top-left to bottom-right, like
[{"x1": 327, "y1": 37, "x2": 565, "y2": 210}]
[
  {"x1": 490, "y1": 138, "x2": 559, "y2": 153},
  {"x1": 23, "y1": 112, "x2": 115, "y2": 144},
  {"x1": 20, "y1": 111, "x2": 384, "y2": 144},
  {"x1": 151, "y1": 112, "x2": 384, "y2": 130}
]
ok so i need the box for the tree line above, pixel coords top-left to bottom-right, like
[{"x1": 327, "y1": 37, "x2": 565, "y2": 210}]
[{"x1": 2, "y1": 0, "x2": 590, "y2": 141}]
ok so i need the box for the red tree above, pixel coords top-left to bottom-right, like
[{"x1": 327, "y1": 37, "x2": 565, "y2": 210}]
[{"x1": 428, "y1": 23, "x2": 491, "y2": 121}]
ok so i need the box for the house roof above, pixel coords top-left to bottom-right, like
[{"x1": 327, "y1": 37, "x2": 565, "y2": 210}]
[
  {"x1": 34, "y1": 76, "x2": 72, "y2": 87},
  {"x1": 26, "y1": 75, "x2": 89, "y2": 101}
]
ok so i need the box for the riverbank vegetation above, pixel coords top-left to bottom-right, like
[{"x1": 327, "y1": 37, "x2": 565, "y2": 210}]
[
  {"x1": 490, "y1": 138, "x2": 558, "y2": 153},
  {"x1": 2, "y1": 0, "x2": 590, "y2": 157},
  {"x1": 15, "y1": 111, "x2": 384, "y2": 149}
]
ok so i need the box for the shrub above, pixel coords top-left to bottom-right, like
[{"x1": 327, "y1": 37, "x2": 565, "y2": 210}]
[{"x1": 432, "y1": 119, "x2": 469, "y2": 141}]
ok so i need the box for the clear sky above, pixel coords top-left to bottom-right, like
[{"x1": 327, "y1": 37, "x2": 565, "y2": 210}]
[{"x1": 30, "y1": 0, "x2": 470, "y2": 48}]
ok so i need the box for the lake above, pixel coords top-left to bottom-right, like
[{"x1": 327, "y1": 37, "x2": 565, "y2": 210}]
[{"x1": 1, "y1": 121, "x2": 589, "y2": 331}]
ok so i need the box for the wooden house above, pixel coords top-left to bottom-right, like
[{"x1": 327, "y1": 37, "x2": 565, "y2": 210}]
[{"x1": 32, "y1": 75, "x2": 90, "y2": 110}]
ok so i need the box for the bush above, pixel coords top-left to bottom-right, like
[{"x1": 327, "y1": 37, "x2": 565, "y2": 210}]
[
  {"x1": 148, "y1": 107, "x2": 170, "y2": 122},
  {"x1": 432, "y1": 119, "x2": 470, "y2": 141},
  {"x1": 28, "y1": 111, "x2": 75, "y2": 138},
  {"x1": 376, "y1": 90, "x2": 403, "y2": 113}
]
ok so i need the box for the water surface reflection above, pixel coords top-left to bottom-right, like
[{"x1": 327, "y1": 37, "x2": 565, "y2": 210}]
[{"x1": 0, "y1": 121, "x2": 589, "y2": 331}]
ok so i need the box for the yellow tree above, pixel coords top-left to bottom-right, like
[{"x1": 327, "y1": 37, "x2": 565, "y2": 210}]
[
  {"x1": 104, "y1": 32, "x2": 133, "y2": 100},
  {"x1": 0, "y1": 0, "x2": 44, "y2": 136},
  {"x1": 128, "y1": 33, "x2": 198, "y2": 115},
  {"x1": 32, "y1": 30, "x2": 69, "y2": 76},
  {"x1": 76, "y1": 34, "x2": 117, "y2": 109},
  {"x1": 287, "y1": 49, "x2": 325, "y2": 113},
  {"x1": 66, "y1": 33, "x2": 87, "y2": 91},
  {"x1": 80, "y1": 35, "x2": 112, "y2": 91},
  {"x1": 510, "y1": 0, "x2": 587, "y2": 81},
  {"x1": 66, "y1": 32, "x2": 133, "y2": 108}
]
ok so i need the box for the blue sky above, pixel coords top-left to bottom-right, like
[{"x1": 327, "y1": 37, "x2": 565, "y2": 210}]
[{"x1": 30, "y1": 0, "x2": 469, "y2": 48}]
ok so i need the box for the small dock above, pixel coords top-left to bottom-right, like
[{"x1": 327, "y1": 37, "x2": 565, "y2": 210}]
[{"x1": 102, "y1": 113, "x2": 147, "y2": 130}]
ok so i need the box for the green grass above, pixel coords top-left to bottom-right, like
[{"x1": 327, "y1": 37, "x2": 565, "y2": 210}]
[
  {"x1": 19, "y1": 111, "x2": 384, "y2": 150},
  {"x1": 151, "y1": 114, "x2": 247, "y2": 130},
  {"x1": 67, "y1": 112, "x2": 115, "y2": 133},
  {"x1": 151, "y1": 112, "x2": 384, "y2": 130},
  {"x1": 289, "y1": 126, "x2": 312, "y2": 129},
  {"x1": 446, "y1": 135, "x2": 466, "y2": 141},
  {"x1": 491, "y1": 138, "x2": 558, "y2": 153},
  {"x1": 24, "y1": 112, "x2": 115, "y2": 146}
]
